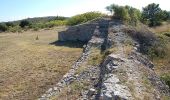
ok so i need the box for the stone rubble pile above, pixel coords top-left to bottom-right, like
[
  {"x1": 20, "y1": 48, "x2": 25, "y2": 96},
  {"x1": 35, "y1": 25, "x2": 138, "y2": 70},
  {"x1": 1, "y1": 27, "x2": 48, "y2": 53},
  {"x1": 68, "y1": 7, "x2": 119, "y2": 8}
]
[
  {"x1": 39, "y1": 42, "x2": 91, "y2": 100},
  {"x1": 100, "y1": 54, "x2": 133, "y2": 100}
]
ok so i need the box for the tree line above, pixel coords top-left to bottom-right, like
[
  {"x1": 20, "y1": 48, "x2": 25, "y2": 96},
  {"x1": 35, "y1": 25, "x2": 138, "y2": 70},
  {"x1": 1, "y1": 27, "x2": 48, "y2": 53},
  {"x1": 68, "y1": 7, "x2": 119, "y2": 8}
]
[
  {"x1": 0, "y1": 12, "x2": 103, "y2": 32},
  {"x1": 106, "y1": 3, "x2": 170, "y2": 26}
]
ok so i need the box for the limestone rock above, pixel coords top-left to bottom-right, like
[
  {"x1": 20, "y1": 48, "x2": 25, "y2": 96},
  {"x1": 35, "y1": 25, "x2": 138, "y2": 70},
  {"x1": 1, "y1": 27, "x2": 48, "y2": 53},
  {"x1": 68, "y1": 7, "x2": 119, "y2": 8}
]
[
  {"x1": 87, "y1": 88, "x2": 96, "y2": 97},
  {"x1": 102, "y1": 74, "x2": 132, "y2": 100}
]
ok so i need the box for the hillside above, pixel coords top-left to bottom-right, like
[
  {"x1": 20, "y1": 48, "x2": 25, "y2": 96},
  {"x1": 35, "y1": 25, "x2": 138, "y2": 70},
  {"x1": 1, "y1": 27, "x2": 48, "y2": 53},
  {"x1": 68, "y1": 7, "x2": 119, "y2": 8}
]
[{"x1": 1, "y1": 16, "x2": 67, "y2": 24}]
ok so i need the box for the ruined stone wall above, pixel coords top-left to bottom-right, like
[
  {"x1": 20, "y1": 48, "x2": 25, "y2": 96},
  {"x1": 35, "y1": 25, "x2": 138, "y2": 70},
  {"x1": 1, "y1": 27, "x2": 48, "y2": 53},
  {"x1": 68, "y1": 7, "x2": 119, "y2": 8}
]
[
  {"x1": 58, "y1": 18, "x2": 109, "y2": 42},
  {"x1": 58, "y1": 23, "x2": 97, "y2": 42}
]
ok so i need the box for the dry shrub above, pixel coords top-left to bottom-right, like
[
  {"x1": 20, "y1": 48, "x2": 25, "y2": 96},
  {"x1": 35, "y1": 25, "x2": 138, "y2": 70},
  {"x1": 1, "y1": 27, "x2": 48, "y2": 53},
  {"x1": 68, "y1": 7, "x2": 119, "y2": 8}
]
[{"x1": 123, "y1": 24, "x2": 166, "y2": 59}]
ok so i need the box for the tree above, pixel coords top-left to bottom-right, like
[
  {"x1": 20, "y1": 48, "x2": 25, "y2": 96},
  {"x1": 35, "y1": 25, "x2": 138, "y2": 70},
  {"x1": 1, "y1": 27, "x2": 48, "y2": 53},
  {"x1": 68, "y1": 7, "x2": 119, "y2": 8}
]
[
  {"x1": 5, "y1": 22, "x2": 14, "y2": 27},
  {"x1": 106, "y1": 4, "x2": 141, "y2": 25},
  {"x1": 67, "y1": 12, "x2": 103, "y2": 25},
  {"x1": 106, "y1": 4, "x2": 130, "y2": 20},
  {"x1": 0, "y1": 23, "x2": 8, "y2": 32},
  {"x1": 160, "y1": 10, "x2": 169, "y2": 21},
  {"x1": 142, "y1": 3, "x2": 163, "y2": 26},
  {"x1": 168, "y1": 11, "x2": 170, "y2": 19},
  {"x1": 128, "y1": 7, "x2": 141, "y2": 25},
  {"x1": 19, "y1": 20, "x2": 31, "y2": 28}
]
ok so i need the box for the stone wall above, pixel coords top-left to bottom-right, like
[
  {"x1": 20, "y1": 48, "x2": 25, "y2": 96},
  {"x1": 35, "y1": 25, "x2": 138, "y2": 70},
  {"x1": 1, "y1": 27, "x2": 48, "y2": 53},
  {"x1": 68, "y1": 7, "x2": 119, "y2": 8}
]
[
  {"x1": 58, "y1": 24, "x2": 97, "y2": 42},
  {"x1": 58, "y1": 18, "x2": 110, "y2": 42}
]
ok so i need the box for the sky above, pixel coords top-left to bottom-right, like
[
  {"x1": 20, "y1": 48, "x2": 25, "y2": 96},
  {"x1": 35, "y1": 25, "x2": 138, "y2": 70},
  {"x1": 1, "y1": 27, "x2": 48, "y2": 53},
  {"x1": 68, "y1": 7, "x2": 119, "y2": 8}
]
[{"x1": 0, "y1": 0, "x2": 169, "y2": 22}]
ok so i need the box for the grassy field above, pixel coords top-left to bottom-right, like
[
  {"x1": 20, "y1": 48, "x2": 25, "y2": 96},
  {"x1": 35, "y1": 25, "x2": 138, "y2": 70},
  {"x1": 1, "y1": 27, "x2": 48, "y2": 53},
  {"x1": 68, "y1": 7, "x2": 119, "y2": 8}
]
[{"x1": 0, "y1": 28, "x2": 82, "y2": 100}]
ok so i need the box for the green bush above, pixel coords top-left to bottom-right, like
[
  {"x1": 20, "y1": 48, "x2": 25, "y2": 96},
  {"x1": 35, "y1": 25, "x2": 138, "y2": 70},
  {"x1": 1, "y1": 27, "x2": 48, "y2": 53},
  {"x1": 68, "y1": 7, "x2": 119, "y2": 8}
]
[
  {"x1": 31, "y1": 25, "x2": 39, "y2": 31},
  {"x1": 127, "y1": 6, "x2": 141, "y2": 25},
  {"x1": 106, "y1": 4, "x2": 141, "y2": 25},
  {"x1": 164, "y1": 33, "x2": 170, "y2": 37},
  {"x1": 8, "y1": 25, "x2": 22, "y2": 33},
  {"x1": 111, "y1": 5, "x2": 129, "y2": 20},
  {"x1": 0, "y1": 23, "x2": 8, "y2": 32},
  {"x1": 31, "y1": 20, "x2": 67, "y2": 29},
  {"x1": 19, "y1": 20, "x2": 31, "y2": 28},
  {"x1": 45, "y1": 20, "x2": 67, "y2": 28},
  {"x1": 67, "y1": 12, "x2": 104, "y2": 25},
  {"x1": 160, "y1": 73, "x2": 170, "y2": 88},
  {"x1": 5, "y1": 22, "x2": 15, "y2": 27},
  {"x1": 148, "y1": 44, "x2": 166, "y2": 59}
]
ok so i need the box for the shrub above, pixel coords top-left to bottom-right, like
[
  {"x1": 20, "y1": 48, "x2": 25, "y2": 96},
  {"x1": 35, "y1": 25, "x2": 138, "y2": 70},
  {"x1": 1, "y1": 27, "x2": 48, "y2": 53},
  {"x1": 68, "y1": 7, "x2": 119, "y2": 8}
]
[
  {"x1": 160, "y1": 73, "x2": 170, "y2": 88},
  {"x1": 106, "y1": 4, "x2": 141, "y2": 25},
  {"x1": 124, "y1": 24, "x2": 168, "y2": 60},
  {"x1": 124, "y1": 25, "x2": 157, "y2": 54},
  {"x1": 31, "y1": 25, "x2": 39, "y2": 31},
  {"x1": 148, "y1": 44, "x2": 166, "y2": 59},
  {"x1": 164, "y1": 33, "x2": 170, "y2": 37},
  {"x1": 8, "y1": 25, "x2": 22, "y2": 33},
  {"x1": 19, "y1": 20, "x2": 31, "y2": 28},
  {"x1": 35, "y1": 35, "x2": 39, "y2": 40},
  {"x1": 127, "y1": 6, "x2": 141, "y2": 26},
  {"x1": 67, "y1": 12, "x2": 104, "y2": 25},
  {"x1": 5, "y1": 22, "x2": 15, "y2": 27},
  {"x1": 0, "y1": 23, "x2": 8, "y2": 32},
  {"x1": 44, "y1": 20, "x2": 67, "y2": 28},
  {"x1": 35, "y1": 23, "x2": 46, "y2": 29}
]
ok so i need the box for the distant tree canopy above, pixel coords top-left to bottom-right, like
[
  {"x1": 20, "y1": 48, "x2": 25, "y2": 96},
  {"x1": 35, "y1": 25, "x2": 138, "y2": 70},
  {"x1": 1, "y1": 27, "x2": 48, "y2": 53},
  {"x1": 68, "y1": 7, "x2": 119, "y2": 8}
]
[
  {"x1": 0, "y1": 12, "x2": 104, "y2": 32},
  {"x1": 5, "y1": 22, "x2": 14, "y2": 27},
  {"x1": 54, "y1": 16, "x2": 67, "y2": 21},
  {"x1": 107, "y1": 3, "x2": 170, "y2": 27},
  {"x1": 67, "y1": 12, "x2": 104, "y2": 25},
  {"x1": 141, "y1": 3, "x2": 169, "y2": 26},
  {"x1": 106, "y1": 4, "x2": 141, "y2": 25},
  {"x1": 19, "y1": 20, "x2": 31, "y2": 28}
]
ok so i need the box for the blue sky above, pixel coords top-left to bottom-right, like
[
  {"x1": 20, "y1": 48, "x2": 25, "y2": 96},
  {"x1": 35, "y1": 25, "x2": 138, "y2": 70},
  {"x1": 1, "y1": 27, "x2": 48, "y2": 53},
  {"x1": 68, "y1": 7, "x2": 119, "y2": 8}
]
[{"x1": 0, "y1": 0, "x2": 169, "y2": 22}]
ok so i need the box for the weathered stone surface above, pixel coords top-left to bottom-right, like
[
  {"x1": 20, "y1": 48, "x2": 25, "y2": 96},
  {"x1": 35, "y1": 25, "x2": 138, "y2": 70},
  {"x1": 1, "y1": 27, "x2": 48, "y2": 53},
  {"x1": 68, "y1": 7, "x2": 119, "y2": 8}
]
[
  {"x1": 103, "y1": 92, "x2": 113, "y2": 100},
  {"x1": 131, "y1": 51, "x2": 154, "y2": 69},
  {"x1": 87, "y1": 88, "x2": 96, "y2": 97},
  {"x1": 106, "y1": 61, "x2": 118, "y2": 72},
  {"x1": 58, "y1": 24, "x2": 96, "y2": 41},
  {"x1": 102, "y1": 74, "x2": 132, "y2": 100}
]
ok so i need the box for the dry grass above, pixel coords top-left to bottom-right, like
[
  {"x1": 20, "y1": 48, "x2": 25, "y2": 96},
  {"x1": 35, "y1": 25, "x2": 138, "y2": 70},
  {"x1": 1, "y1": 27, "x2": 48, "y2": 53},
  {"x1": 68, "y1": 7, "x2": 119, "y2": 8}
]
[
  {"x1": 50, "y1": 80, "x2": 90, "y2": 100},
  {"x1": 0, "y1": 29, "x2": 82, "y2": 100},
  {"x1": 149, "y1": 24, "x2": 170, "y2": 97},
  {"x1": 87, "y1": 48, "x2": 103, "y2": 66},
  {"x1": 150, "y1": 22, "x2": 170, "y2": 33},
  {"x1": 150, "y1": 25, "x2": 170, "y2": 75}
]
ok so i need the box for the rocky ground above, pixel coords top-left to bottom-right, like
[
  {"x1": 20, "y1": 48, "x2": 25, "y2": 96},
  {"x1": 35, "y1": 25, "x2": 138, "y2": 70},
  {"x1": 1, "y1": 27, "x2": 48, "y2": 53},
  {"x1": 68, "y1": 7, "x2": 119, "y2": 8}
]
[{"x1": 39, "y1": 18, "x2": 170, "y2": 100}]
